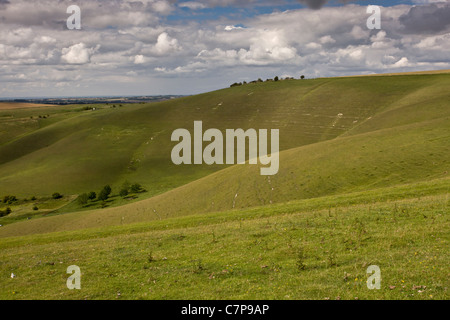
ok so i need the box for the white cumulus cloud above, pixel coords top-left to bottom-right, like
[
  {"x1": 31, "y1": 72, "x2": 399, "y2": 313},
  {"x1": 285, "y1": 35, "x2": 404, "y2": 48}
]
[{"x1": 61, "y1": 43, "x2": 99, "y2": 64}]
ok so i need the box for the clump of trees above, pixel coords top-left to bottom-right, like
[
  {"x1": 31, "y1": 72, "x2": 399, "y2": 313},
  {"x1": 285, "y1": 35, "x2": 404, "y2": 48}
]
[
  {"x1": 76, "y1": 182, "x2": 146, "y2": 207},
  {"x1": 3, "y1": 195, "x2": 17, "y2": 205},
  {"x1": 230, "y1": 75, "x2": 305, "y2": 87},
  {"x1": 119, "y1": 181, "x2": 145, "y2": 198},
  {"x1": 77, "y1": 190, "x2": 97, "y2": 206},
  {"x1": 0, "y1": 207, "x2": 12, "y2": 217}
]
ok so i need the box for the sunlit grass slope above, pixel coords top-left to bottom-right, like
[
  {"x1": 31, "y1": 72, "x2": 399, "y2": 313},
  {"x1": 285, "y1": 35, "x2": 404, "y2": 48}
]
[
  {"x1": 1, "y1": 74, "x2": 449, "y2": 199},
  {"x1": 0, "y1": 114, "x2": 448, "y2": 237},
  {"x1": 0, "y1": 184, "x2": 448, "y2": 299}
]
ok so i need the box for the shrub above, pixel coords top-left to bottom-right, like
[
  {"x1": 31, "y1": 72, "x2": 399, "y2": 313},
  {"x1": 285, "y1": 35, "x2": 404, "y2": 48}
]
[
  {"x1": 31, "y1": 196, "x2": 37, "y2": 201},
  {"x1": 274, "y1": 76, "x2": 279, "y2": 81},
  {"x1": 77, "y1": 193, "x2": 89, "y2": 205},
  {"x1": 88, "y1": 192, "x2": 97, "y2": 200},
  {"x1": 119, "y1": 188, "x2": 129, "y2": 198},
  {"x1": 130, "y1": 183, "x2": 143, "y2": 193},
  {"x1": 0, "y1": 207, "x2": 12, "y2": 217},
  {"x1": 52, "y1": 192, "x2": 63, "y2": 199},
  {"x1": 33, "y1": 206, "x2": 39, "y2": 211},
  {"x1": 98, "y1": 185, "x2": 112, "y2": 201}
]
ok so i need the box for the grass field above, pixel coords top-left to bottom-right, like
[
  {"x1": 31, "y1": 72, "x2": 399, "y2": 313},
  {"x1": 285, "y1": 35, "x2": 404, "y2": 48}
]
[
  {"x1": 0, "y1": 102, "x2": 56, "y2": 110},
  {"x1": 0, "y1": 71, "x2": 448, "y2": 300},
  {"x1": 0, "y1": 181, "x2": 448, "y2": 299}
]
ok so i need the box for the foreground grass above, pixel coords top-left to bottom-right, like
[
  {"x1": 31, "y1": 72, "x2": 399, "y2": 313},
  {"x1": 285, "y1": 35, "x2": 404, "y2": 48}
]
[{"x1": 0, "y1": 188, "x2": 448, "y2": 300}]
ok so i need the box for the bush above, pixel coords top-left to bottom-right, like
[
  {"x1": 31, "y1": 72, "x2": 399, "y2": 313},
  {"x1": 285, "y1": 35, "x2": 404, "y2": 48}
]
[
  {"x1": 0, "y1": 207, "x2": 12, "y2": 217},
  {"x1": 77, "y1": 193, "x2": 89, "y2": 205},
  {"x1": 33, "y1": 206, "x2": 39, "y2": 211},
  {"x1": 274, "y1": 76, "x2": 279, "y2": 81},
  {"x1": 98, "y1": 185, "x2": 112, "y2": 201},
  {"x1": 130, "y1": 183, "x2": 143, "y2": 193},
  {"x1": 119, "y1": 188, "x2": 129, "y2": 198},
  {"x1": 52, "y1": 192, "x2": 63, "y2": 199},
  {"x1": 31, "y1": 196, "x2": 37, "y2": 201},
  {"x1": 88, "y1": 192, "x2": 97, "y2": 200}
]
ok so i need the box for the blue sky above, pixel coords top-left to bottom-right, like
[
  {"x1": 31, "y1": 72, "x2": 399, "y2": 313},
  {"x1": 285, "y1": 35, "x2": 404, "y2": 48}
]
[
  {"x1": 0, "y1": 0, "x2": 449, "y2": 97},
  {"x1": 168, "y1": 1, "x2": 421, "y2": 22}
]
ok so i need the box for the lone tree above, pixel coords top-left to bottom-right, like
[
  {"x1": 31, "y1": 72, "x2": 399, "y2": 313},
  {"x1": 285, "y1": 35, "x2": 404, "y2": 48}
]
[
  {"x1": 274, "y1": 76, "x2": 279, "y2": 81},
  {"x1": 300, "y1": 75, "x2": 305, "y2": 80},
  {"x1": 77, "y1": 193, "x2": 89, "y2": 205},
  {"x1": 98, "y1": 185, "x2": 112, "y2": 201},
  {"x1": 130, "y1": 183, "x2": 144, "y2": 193}
]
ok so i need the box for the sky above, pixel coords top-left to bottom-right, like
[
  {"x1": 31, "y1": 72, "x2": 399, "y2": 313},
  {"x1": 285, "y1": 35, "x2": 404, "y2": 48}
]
[{"x1": 0, "y1": 0, "x2": 449, "y2": 97}]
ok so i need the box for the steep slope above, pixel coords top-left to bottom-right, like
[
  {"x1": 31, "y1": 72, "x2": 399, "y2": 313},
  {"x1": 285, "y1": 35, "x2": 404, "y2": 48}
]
[
  {"x1": 1, "y1": 112, "x2": 448, "y2": 237},
  {"x1": 0, "y1": 74, "x2": 449, "y2": 199}
]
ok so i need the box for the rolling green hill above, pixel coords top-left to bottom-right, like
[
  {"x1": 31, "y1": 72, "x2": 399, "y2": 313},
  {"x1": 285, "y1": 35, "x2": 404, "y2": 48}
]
[
  {"x1": 0, "y1": 71, "x2": 449, "y2": 300},
  {"x1": 0, "y1": 72, "x2": 449, "y2": 237},
  {"x1": 1, "y1": 73, "x2": 448, "y2": 199}
]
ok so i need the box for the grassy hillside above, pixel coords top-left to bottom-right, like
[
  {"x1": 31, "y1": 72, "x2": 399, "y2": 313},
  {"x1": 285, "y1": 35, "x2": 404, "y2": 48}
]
[
  {"x1": 0, "y1": 73, "x2": 449, "y2": 236},
  {"x1": 0, "y1": 106, "x2": 448, "y2": 237},
  {"x1": 0, "y1": 183, "x2": 448, "y2": 299},
  {"x1": 1, "y1": 74, "x2": 449, "y2": 200},
  {"x1": 0, "y1": 71, "x2": 448, "y2": 300}
]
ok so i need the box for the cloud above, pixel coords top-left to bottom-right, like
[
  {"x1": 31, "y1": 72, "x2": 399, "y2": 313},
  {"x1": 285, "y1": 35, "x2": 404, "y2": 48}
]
[
  {"x1": 224, "y1": 25, "x2": 245, "y2": 31},
  {"x1": 178, "y1": 1, "x2": 207, "y2": 10},
  {"x1": 61, "y1": 43, "x2": 99, "y2": 64},
  {"x1": 154, "y1": 32, "x2": 181, "y2": 55},
  {"x1": 1, "y1": 1, "x2": 450, "y2": 97},
  {"x1": 134, "y1": 54, "x2": 147, "y2": 64},
  {"x1": 393, "y1": 57, "x2": 410, "y2": 67},
  {"x1": 399, "y1": 3, "x2": 450, "y2": 33},
  {"x1": 0, "y1": 0, "x2": 9, "y2": 9}
]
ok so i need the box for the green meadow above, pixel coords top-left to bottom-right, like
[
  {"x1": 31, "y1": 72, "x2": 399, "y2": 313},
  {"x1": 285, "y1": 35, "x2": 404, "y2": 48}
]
[{"x1": 0, "y1": 72, "x2": 449, "y2": 299}]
